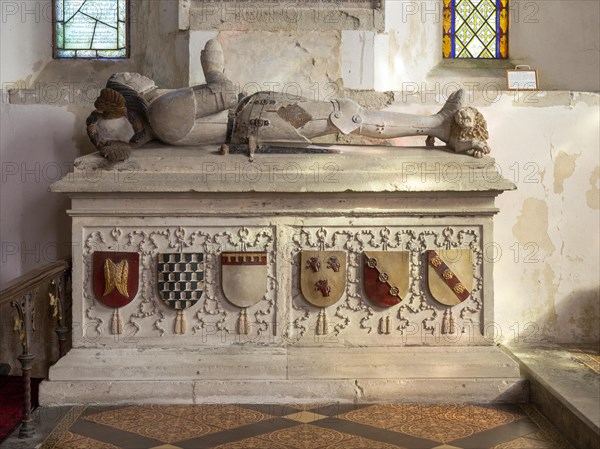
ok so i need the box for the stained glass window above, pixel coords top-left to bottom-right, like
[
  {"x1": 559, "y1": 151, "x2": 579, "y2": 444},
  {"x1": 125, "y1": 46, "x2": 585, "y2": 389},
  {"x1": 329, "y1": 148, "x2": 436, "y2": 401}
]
[
  {"x1": 54, "y1": 0, "x2": 129, "y2": 59},
  {"x1": 443, "y1": 0, "x2": 508, "y2": 59}
]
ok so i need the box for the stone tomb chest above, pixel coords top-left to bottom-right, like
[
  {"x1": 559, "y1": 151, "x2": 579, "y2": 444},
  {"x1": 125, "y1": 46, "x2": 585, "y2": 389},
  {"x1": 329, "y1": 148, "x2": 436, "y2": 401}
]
[{"x1": 43, "y1": 144, "x2": 523, "y2": 404}]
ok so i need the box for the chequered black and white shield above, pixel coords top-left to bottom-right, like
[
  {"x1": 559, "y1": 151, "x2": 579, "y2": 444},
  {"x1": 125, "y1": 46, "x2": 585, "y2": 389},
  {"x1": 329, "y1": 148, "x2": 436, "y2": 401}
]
[{"x1": 157, "y1": 253, "x2": 204, "y2": 310}]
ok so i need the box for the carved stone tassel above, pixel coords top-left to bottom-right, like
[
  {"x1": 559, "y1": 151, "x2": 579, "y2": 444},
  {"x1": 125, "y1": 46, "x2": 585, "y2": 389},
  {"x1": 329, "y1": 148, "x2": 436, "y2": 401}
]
[
  {"x1": 378, "y1": 317, "x2": 385, "y2": 334},
  {"x1": 111, "y1": 309, "x2": 123, "y2": 335},
  {"x1": 385, "y1": 316, "x2": 391, "y2": 335},
  {"x1": 449, "y1": 309, "x2": 456, "y2": 334},
  {"x1": 175, "y1": 310, "x2": 187, "y2": 334},
  {"x1": 322, "y1": 310, "x2": 329, "y2": 335},
  {"x1": 442, "y1": 309, "x2": 450, "y2": 335},
  {"x1": 316, "y1": 309, "x2": 328, "y2": 335},
  {"x1": 316, "y1": 310, "x2": 323, "y2": 335},
  {"x1": 238, "y1": 308, "x2": 249, "y2": 335}
]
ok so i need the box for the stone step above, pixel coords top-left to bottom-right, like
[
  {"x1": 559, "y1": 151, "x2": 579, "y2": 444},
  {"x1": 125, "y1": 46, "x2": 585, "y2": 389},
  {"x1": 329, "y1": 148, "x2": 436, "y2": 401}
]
[
  {"x1": 41, "y1": 346, "x2": 528, "y2": 405},
  {"x1": 40, "y1": 378, "x2": 527, "y2": 405},
  {"x1": 48, "y1": 346, "x2": 521, "y2": 381},
  {"x1": 504, "y1": 344, "x2": 600, "y2": 449}
]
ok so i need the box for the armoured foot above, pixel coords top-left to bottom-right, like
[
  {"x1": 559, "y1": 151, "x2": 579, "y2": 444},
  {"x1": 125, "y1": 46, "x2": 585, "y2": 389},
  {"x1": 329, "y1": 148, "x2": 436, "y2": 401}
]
[
  {"x1": 200, "y1": 39, "x2": 238, "y2": 107},
  {"x1": 201, "y1": 39, "x2": 226, "y2": 82}
]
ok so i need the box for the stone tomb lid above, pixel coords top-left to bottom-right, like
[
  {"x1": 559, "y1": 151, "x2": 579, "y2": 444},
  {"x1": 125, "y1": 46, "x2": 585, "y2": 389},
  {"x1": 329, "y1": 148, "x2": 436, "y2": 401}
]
[{"x1": 50, "y1": 144, "x2": 516, "y2": 194}]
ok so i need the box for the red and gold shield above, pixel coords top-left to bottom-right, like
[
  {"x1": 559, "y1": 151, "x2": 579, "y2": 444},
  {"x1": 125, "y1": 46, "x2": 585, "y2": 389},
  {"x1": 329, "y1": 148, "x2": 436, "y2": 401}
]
[
  {"x1": 300, "y1": 251, "x2": 346, "y2": 308},
  {"x1": 363, "y1": 251, "x2": 410, "y2": 308},
  {"x1": 427, "y1": 249, "x2": 473, "y2": 306},
  {"x1": 92, "y1": 251, "x2": 139, "y2": 308}
]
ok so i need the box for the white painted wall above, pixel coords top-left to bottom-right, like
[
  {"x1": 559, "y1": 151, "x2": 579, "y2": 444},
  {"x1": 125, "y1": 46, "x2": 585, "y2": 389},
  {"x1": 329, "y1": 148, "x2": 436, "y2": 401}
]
[
  {"x1": 0, "y1": 0, "x2": 187, "y2": 288},
  {"x1": 0, "y1": 1, "x2": 598, "y2": 343}
]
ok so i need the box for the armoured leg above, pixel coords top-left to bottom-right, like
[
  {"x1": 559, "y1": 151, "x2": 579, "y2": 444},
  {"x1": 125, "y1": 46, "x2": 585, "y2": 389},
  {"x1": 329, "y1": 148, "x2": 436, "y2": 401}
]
[{"x1": 354, "y1": 90, "x2": 464, "y2": 141}]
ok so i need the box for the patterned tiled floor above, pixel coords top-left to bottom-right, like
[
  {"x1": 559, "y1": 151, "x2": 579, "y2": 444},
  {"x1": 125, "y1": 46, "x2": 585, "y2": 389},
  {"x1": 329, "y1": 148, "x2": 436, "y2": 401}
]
[{"x1": 39, "y1": 403, "x2": 574, "y2": 449}]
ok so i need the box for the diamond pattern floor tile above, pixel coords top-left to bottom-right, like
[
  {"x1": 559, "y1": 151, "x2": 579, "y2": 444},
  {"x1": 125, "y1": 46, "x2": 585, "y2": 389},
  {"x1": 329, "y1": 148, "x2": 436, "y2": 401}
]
[{"x1": 38, "y1": 403, "x2": 574, "y2": 449}]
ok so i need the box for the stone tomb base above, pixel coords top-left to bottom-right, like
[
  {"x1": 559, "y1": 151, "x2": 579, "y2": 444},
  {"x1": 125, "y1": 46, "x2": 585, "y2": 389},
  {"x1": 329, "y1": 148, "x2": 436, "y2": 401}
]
[
  {"x1": 45, "y1": 145, "x2": 521, "y2": 405},
  {"x1": 41, "y1": 346, "x2": 526, "y2": 404}
]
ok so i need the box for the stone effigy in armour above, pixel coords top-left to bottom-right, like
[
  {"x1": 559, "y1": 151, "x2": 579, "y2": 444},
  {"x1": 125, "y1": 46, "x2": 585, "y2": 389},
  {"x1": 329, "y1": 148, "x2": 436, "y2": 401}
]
[{"x1": 86, "y1": 39, "x2": 491, "y2": 162}]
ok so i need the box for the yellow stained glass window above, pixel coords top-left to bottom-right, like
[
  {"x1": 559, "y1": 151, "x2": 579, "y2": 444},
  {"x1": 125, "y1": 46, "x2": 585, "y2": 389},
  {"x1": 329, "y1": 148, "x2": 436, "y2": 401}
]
[
  {"x1": 443, "y1": 0, "x2": 508, "y2": 59},
  {"x1": 54, "y1": 0, "x2": 129, "y2": 58}
]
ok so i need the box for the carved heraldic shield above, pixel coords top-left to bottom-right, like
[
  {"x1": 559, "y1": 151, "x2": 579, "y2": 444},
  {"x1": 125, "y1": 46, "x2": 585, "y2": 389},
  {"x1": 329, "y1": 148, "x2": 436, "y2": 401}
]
[
  {"x1": 363, "y1": 251, "x2": 410, "y2": 308},
  {"x1": 300, "y1": 251, "x2": 346, "y2": 308},
  {"x1": 157, "y1": 252, "x2": 204, "y2": 334},
  {"x1": 157, "y1": 253, "x2": 205, "y2": 309},
  {"x1": 221, "y1": 252, "x2": 268, "y2": 308},
  {"x1": 92, "y1": 251, "x2": 139, "y2": 335},
  {"x1": 93, "y1": 251, "x2": 139, "y2": 308},
  {"x1": 427, "y1": 249, "x2": 474, "y2": 306},
  {"x1": 221, "y1": 251, "x2": 268, "y2": 335}
]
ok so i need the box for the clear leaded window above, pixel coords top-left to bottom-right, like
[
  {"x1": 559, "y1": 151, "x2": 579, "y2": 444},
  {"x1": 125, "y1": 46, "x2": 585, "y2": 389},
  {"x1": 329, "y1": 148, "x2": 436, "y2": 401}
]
[
  {"x1": 54, "y1": 0, "x2": 129, "y2": 58},
  {"x1": 443, "y1": 0, "x2": 508, "y2": 59}
]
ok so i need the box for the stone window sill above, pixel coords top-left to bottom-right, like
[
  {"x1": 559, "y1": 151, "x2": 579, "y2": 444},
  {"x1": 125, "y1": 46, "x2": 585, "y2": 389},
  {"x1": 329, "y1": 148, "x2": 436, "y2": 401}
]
[{"x1": 428, "y1": 59, "x2": 516, "y2": 89}]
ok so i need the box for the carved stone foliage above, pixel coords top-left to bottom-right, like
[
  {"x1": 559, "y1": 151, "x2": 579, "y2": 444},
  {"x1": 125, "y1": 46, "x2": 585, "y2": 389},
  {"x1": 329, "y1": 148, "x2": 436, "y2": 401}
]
[
  {"x1": 82, "y1": 226, "x2": 275, "y2": 342},
  {"x1": 80, "y1": 224, "x2": 484, "y2": 346},
  {"x1": 286, "y1": 226, "x2": 483, "y2": 343}
]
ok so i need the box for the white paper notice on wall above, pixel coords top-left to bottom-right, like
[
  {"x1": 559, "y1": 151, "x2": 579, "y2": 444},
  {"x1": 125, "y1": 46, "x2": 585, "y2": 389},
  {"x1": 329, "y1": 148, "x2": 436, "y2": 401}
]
[{"x1": 507, "y1": 66, "x2": 539, "y2": 91}]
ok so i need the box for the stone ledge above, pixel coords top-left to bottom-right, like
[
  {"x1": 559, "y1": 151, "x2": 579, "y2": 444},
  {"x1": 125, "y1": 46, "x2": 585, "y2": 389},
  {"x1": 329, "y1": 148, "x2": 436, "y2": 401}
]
[
  {"x1": 48, "y1": 346, "x2": 522, "y2": 381},
  {"x1": 41, "y1": 346, "x2": 527, "y2": 404},
  {"x1": 39, "y1": 378, "x2": 528, "y2": 405},
  {"x1": 504, "y1": 344, "x2": 600, "y2": 449},
  {"x1": 50, "y1": 144, "x2": 516, "y2": 194}
]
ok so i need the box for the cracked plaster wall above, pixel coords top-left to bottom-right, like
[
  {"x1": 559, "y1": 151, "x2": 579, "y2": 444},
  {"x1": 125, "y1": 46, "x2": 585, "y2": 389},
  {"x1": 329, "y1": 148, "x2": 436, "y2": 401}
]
[{"x1": 1, "y1": 1, "x2": 599, "y2": 344}]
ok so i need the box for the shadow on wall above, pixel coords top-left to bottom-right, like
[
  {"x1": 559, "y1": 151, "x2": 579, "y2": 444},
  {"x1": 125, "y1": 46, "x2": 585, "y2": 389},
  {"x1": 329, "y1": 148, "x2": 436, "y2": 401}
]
[
  {"x1": 518, "y1": 287, "x2": 600, "y2": 345},
  {"x1": 555, "y1": 287, "x2": 600, "y2": 343}
]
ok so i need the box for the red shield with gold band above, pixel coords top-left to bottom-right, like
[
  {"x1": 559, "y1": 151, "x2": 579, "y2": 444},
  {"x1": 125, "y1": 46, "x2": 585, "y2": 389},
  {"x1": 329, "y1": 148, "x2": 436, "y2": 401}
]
[
  {"x1": 92, "y1": 251, "x2": 139, "y2": 308},
  {"x1": 300, "y1": 251, "x2": 346, "y2": 308},
  {"x1": 427, "y1": 249, "x2": 473, "y2": 306},
  {"x1": 363, "y1": 251, "x2": 410, "y2": 308}
]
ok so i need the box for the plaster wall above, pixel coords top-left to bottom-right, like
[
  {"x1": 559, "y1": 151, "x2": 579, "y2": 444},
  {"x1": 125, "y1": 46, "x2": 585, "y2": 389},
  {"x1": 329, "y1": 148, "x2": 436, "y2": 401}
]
[
  {"x1": 0, "y1": 0, "x2": 188, "y2": 288},
  {"x1": 0, "y1": 1, "x2": 598, "y2": 344},
  {"x1": 374, "y1": 0, "x2": 600, "y2": 92}
]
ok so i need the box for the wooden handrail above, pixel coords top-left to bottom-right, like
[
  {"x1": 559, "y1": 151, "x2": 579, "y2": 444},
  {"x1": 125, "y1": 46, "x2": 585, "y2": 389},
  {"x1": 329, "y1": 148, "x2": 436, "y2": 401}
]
[
  {"x1": 1, "y1": 257, "x2": 72, "y2": 439},
  {"x1": 0, "y1": 259, "x2": 71, "y2": 305}
]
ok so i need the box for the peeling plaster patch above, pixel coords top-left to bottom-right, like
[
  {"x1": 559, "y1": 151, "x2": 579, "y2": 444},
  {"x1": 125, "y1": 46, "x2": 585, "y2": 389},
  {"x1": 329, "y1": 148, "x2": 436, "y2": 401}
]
[
  {"x1": 344, "y1": 90, "x2": 394, "y2": 109},
  {"x1": 553, "y1": 150, "x2": 580, "y2": 194},
  {"x1": 512, "y1": 198, "x2": 555, "y2": 256},
  {"x1": 340, "y1": 11, "x2": 361, "y2": 29},
  {"x1": 219, "y1": 32, "x2": 341, "y2": 97},
  {"x1": 586, "y1": 166, "x2": 600, "y2": 209},
  {"x1": 571, "y1": 91, "x2": 600, "y2": 108},
  {"x1": 509, "y1": 91, "x2": 600, "y2": 108}
]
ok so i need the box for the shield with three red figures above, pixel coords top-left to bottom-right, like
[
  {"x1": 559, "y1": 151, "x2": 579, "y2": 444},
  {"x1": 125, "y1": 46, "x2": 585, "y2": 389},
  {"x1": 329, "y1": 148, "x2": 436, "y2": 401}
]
[
  {"x1": 300, "y1": 251, "x2": 346, "y2": 308},
  {"x1": 363, "y1": 251, "x2": 410, "y2": 308},
  {"x1": 427, "y1": 249, "x2": 474, "y2": 306}
]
